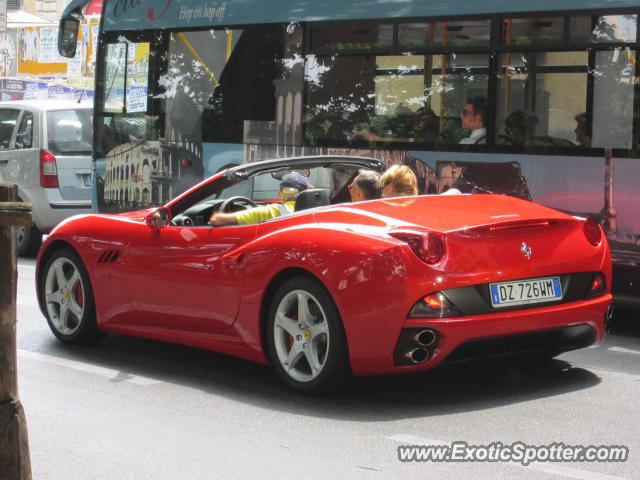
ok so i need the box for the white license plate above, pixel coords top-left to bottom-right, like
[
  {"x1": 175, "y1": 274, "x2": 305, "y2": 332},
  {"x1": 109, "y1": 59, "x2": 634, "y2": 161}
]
[{"x1": 490, "y1": 277, "x2": 562, "y2": 308}]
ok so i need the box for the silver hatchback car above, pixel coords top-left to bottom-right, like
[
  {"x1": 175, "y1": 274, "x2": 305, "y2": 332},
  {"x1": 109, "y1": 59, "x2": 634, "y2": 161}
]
[{"x1": 0, "y1": 100, "x2": 94, "y2": 255}]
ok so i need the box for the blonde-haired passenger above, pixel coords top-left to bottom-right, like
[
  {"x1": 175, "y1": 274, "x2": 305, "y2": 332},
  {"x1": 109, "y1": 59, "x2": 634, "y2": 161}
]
[{"x1": 380, "y1": 165, "x2": 418, "y2": 198}]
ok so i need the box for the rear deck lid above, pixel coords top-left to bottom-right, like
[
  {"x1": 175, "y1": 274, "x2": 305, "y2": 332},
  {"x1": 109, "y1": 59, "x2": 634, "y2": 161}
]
[
  {"x1": 316, "y1": 195, "x2": 603, "y2": 277},
  {"x1": 324, "y1": 194, "x2": 573, "y2": 232}
]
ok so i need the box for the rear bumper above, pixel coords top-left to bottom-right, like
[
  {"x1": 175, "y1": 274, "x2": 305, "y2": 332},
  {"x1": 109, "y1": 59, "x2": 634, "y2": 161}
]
[
  {"x1": 350, "y1": 294, "x2": 610, "y2": 376},
  {"x1": 439, "y1": 324, "x2": 595, "y2": 366}
]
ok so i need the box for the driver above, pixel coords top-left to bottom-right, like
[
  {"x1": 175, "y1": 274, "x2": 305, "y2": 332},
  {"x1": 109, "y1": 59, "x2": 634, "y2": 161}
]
[{"x1": 209, "y1": 172, "x2": 312, "y2": 226}]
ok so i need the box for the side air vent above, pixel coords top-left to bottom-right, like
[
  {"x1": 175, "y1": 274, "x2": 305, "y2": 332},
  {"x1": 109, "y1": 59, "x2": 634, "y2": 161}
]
[{"x1": 98, "y1": 249, "x2": 121, "y2": 263}]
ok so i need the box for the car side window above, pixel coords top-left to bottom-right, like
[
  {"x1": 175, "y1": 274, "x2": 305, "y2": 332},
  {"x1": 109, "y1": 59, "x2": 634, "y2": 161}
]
[
  {"x1": 0, "y1": 108, "x2": 20, "y2": 150},
  {"x1": 15, "y1": 111, "x2": 33, "y2": 149}
]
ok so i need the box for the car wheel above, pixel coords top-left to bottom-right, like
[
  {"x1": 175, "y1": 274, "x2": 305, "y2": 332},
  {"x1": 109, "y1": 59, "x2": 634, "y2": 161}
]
[
  {"x1": 15, "y1": 225, "x2": 41, "y2": 256},
  {"x1": 267, "y1": 276, "x2": 349, "y2": 393},
  {"x1": 40, "y1": 248, "x2": 104, "y2": 344}
]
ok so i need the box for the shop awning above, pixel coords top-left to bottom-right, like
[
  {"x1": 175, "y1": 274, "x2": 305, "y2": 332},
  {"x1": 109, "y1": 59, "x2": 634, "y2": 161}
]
[{"x1": 7, "y1": 9, "x2": 56, "y2": 27}]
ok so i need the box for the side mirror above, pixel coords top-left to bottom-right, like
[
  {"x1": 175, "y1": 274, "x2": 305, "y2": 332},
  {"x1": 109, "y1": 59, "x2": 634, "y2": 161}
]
[
  {"x1": 146, "y1": 207, "x2": 171, "y2": 228},
  {"x1": 58, "y1": 16, "x2": 81, "y2": 58}
]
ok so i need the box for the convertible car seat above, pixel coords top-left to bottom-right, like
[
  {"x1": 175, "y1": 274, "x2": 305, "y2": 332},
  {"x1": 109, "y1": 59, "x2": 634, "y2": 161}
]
[{"x1": 294, "y1": 189, "x2": 330, "y2": 211}]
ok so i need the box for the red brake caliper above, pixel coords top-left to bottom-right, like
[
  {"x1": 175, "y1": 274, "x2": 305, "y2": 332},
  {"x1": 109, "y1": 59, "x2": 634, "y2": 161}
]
[
  {"x1": 288, "y1": 312, "x2": 298, "y2": 349},
  {"x1": 75, "y1": 283, "x2": 84, "y2": 308}
]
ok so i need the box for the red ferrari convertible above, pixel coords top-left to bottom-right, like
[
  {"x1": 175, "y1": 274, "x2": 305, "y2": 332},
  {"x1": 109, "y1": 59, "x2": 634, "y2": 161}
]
[{"x1": 36, "y1": 156, "x2": 612, "y2": 392}]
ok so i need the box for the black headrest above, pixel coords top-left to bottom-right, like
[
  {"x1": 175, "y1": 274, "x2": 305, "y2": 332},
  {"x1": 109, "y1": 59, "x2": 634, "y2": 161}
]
[{"x1": 294, "y1": 189, "x2": 330, "y2": 211}]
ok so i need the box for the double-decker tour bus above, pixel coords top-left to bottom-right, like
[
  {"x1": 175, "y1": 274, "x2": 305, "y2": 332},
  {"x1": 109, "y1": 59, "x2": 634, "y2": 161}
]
[{"x1": 59, "y1": 0, "x2": 639, "y2": 304}]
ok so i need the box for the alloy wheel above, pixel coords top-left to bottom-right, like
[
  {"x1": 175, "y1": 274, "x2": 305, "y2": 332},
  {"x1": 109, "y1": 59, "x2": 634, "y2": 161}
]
[
  {"x1": 273, "y1": 289, "x2": 330, "y2": 383},
  {"x1": 44, "y1": 257, "x2": 86, "y2": 336}
]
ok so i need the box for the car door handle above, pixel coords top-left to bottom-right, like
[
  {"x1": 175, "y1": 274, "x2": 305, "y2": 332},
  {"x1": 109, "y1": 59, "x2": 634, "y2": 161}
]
[{"x1": 0, "y1": 160, "x2": 8, "y2": 165}]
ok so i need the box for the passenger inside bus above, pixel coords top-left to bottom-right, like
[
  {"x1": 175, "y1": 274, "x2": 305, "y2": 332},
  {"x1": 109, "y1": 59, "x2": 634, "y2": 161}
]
[
  {"x1": 500, "y1": 110, "x2": 539, "y2": 146},
  {"x1": 574, "y1": 113, "x2": 591, "y2": 148},
  {"x1": 351, "y1": 106, "x2": 440, "y2": 144},
  {"x1": 459, "y1": 97, "x2": 487, "y2": 145},
  {"x1": 499, "y1": 110, "x2": 582, "y2": 148}
]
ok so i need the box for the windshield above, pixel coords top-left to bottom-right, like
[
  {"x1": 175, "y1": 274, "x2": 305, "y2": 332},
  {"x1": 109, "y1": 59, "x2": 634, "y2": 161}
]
[
  {"x1": 47, "y1": 109, "x2": 93, "y2": 155},
  {"x1": 216, "y1": 166, "x2": 357, "y2": 202}
]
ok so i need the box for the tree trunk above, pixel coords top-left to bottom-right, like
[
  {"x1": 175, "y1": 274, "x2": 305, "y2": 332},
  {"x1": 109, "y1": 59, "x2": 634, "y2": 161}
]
[{"x1": 0, "y1": 183, "x2": 32, "y2": 480}]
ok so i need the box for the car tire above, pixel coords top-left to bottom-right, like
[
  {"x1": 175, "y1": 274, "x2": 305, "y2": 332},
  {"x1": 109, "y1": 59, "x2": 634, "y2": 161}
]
[
  {"x1": 39, "y1": 248, "x2": 105, "y2": 344},
  {"x1": 15, "y1": 225, "x2": 41, "y2": 256},
  {"x1": 266, "y1": 276, "x2": 350, "y2": 394}
]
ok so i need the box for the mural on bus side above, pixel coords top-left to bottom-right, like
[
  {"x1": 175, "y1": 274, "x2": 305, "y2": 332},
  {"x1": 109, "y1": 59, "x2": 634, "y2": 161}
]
[{"x1": 95, "y1": 143, "x2": 638, "y2": 296}]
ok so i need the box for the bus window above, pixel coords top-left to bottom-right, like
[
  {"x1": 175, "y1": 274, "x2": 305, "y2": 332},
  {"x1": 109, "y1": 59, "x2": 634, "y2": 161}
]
[
  {"x1": 592, "y1": 49, "x2": 636, "y2": 149},
  {"x1": 503, "y1": 17, "x2": 564, "y2": 45},
  {"x1": 496, "y1": 48, "x2": 636, "y2": 150},
  {"x1": 103, "y1": 42, "x2": 150, "y2": 113},
  {"x1": 103, "y1": 43, "x2": 127, "y2": 113},
  {"x1": 570, "y1": 14, "x2": 637, "y2": 43},
  {"x1": 162, "y1": 29, "x2": 242, "y2": 147},
  {"x1": 304, "y1": 52, "x2": 490, "y2": 147},
  {"x1": 496, "y1": 51, "x2": 588, "y2": 148},
  {"x1": 196, "y1": 24, "x2": 303, "y2": 146},
  {"x1": 310, "y1": 23, "x2": 393, "y2": 52},
  {"x1": 304, "y1": 54, "x2": 376, "y2": 144},
  {"x1": 428, "y1": 54, "x2": 489, "y2": 145},
  {"x1": 398, "y1": 20, "x2": 491, "y2": 48}
]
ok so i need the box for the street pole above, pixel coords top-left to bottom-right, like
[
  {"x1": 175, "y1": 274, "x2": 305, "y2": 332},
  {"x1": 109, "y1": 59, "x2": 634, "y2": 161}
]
[
  {"x1": 0, "y1": 183, "x2": 33, "y2": 480},
  {"x1": 601, "y1": 147, "x2": 617, "y2": 234}
]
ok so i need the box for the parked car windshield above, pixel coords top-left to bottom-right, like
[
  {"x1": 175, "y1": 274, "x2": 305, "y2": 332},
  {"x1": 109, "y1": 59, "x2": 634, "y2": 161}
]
[{"x1": 47, "y1": 109, "x2": 93, "y2": 155}]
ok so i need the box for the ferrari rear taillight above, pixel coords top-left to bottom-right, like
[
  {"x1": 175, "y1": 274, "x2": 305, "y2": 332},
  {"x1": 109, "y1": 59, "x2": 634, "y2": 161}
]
[
  {"x1": 409, "y1": 292, "x2": 461, "y2": 318},
  {"x1": 389, "y1": 230, "x2": 446, "y2": 264},
  {"x1": 40, "y1": 149, "x2": 59, "y2": 188},
  {"x1": 585, "y1": 272, "x2": 607, "y2": 299},
  {"x1": 582, "y1": 218, "x2": 602, "y2": 246}
]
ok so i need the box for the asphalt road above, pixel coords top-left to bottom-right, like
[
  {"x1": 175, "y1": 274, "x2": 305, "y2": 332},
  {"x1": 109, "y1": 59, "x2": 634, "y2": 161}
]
[{"x1": 14, "y1": 257, "x2": 640, "y2": 480}]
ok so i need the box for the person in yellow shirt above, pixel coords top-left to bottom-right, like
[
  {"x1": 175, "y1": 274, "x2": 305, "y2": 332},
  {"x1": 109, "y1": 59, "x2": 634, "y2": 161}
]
[{"x1": 209, "y1": 172, "x2": 312, "y2": 226}]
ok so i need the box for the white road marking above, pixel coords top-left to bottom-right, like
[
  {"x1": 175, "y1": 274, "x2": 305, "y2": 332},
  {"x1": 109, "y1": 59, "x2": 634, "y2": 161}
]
[
  {"x1": 17, "y1": 294, "x2": 37, "y2": 304},
  {"x1": 387, "y1": 434, "x2": 630, "y2": 480},
  {"x1": 18, "y1": 349, "x2": 161, "y2": 386},
  {"x1": 608, "y1": 346, "x2": 640, "y2": 356}
]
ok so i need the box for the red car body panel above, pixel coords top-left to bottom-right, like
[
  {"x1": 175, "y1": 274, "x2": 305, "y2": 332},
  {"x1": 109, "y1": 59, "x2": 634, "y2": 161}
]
[{"x1": 37, "y1": 193, "x2": 611, "y2": 376}]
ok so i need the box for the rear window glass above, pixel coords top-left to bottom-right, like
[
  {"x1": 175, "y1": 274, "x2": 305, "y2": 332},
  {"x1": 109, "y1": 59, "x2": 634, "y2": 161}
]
[{"x1": 47, "y1": 109, "x2": 93, "y2": 155}]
